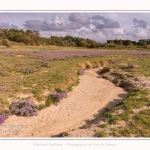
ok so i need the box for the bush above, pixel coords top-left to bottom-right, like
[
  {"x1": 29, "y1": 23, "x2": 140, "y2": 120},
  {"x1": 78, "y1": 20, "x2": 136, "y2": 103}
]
[
  {"x1": 2, "y1": 39, "x2": 12, "y2": 47},
  {"x1": 9, "y1": 99, "x2": 38, "y2": 116}
]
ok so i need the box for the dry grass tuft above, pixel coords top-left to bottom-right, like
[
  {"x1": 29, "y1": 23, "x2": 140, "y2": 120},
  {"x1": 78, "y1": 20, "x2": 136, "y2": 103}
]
[
  {"x1": 85, "y1": 61, "x2": 92, "y2": 69},
  {"x1": 77, "y1": 63, "x2": 86, "y2": 69}
]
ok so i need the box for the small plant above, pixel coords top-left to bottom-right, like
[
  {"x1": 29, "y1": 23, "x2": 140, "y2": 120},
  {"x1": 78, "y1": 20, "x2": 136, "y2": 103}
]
[
  {"x1": 100, "y1": 124, "x2": 107, "y2": 128},
  {"x1": 128, "y1": 64, "x2": 134, "y2": 68},
  {"x1": 32, "y1": 88, "x2": 42, "y2": 101},
  {"x1": 104, "y1": 106, "x2": 111, "y2": 112},
  {"x1": 0, "y1": 115, "x2": 7, "y2": 125},
  {"x1": 53, "y1": 91, "x2": 68, "y2": 100},
  {"x1": 46, "y1": 94, "x2": 59, "y2": 107},
  {"x1": 21, "y1": 66, "x2": 38, "y2": 74},
  {"x1": 119, "y1": 112, "x2": 130, "y2": 121},
  {"x1": 102, "y1": 75, "x2": 108, "y2": 80},
  {"x1": 55, "y1": 88, "x2": 62, "y2": 93},
  {"x1": 98, "y1": 131, "x2": 107, "y2": 137},
  {"x1": 38, "y1": 104, "x2": 46, "y2": 110},
  {"x1": 108, "y1": 115, "x2": 122, "y2": 124},
  {"x1": 9, "y1": 99, "x2": 38, "y2": 116},
  {"x1": 57, "y1": 132, "x2": 69, "y2": 137},
  {"x1": 119, "y1": 127, "x2": 132, "y2": 137},
  {"x1": 0, "y1": 66, "x2": 8, "y2": 77},
  {"x1": 115, "y1": 79, "x2": 121, "y2": 87},
  {"x1": 78, "y1": 68, "x2": 85, "y2": 75},
  {"x1": 67, "y1": 86, "x2": 73, "y2": 92},
  {"x1": 97, "y1": 75, "x2": 101, "y2": 78},
  {"x1": 41, "y1": 61, "x2": 49, "y2": 67},
  {"x1": 100, "y1": 67, "x2": 110, "y2": 74},
  {"x1": 104, "y1": 112, "x2": 113, "y2": 118},
  {"x1": 93, "y1": 61, "x2": 100, "y2": 68},
  {"x1": 45, "y1": 90, "x2": 68, "y2": 107},
  {"x1": 75, "y1": 78, "x2": 80, "y2": 86},
  {"x1": 85, "y1": 61, "x2": 92, "y2": 69}
]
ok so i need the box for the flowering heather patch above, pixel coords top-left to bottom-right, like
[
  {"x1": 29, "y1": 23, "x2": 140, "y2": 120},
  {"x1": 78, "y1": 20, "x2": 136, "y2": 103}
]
[
  {"x1": 53, "y1": 90, "x2": 68, "y2": 100},
  {"x1": 78, "y1": 68, "x2": 85, "y2": 75},
  {"x1": 9, "y1": 100, "x2": 38, "y2": 117},
  {"x1": 0, "y1": 115, "x2": 7, "y2": 125},
  {"x1": 46, "y1": 90, "x2": 68, "y2": 107},
  {"x1": 1, "y1": 50, "x2": 150, "y2": 60},
  {"x1": 27, "y1": 50, "x2": 122, "y2": 60}
]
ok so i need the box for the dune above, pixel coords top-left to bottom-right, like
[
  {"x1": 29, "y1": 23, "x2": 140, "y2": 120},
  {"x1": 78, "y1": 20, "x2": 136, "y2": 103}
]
[{"x1": 0, "y1": 69, "x2": 128, "y2": 138}]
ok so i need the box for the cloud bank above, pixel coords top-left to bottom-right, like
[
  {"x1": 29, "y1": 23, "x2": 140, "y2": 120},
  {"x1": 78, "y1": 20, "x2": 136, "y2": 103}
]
[{"x1": 1, "y1": 13, "x2": 150, "y2": 42}]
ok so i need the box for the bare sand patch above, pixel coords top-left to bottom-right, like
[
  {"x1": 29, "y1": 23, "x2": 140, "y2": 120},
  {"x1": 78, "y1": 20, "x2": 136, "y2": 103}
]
[{"x1": 0, "y1": 69, "x2": 128, "y2": 137}]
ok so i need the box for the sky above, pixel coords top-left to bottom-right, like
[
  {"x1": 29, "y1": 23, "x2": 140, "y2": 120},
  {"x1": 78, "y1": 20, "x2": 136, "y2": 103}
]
[{"x1": 0, "y1": 12, "x2": 150, "y2": 43}]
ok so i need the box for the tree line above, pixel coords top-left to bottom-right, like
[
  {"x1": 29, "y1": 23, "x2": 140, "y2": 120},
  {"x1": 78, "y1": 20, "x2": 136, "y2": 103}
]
[{"x1": 0, "y1": 28, "x2": 149, "y2": 48}]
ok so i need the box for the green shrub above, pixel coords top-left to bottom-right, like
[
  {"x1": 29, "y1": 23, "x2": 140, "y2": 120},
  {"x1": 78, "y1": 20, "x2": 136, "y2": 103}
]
[
  {"x1": 45, "y1": 94, "x2": 59, "y2": 107},
  {"x1": 98, "y1": 131, "x2": 107, "y2": 137},
  {"x1": 100, "y1": 124, "x2": 107, "y2": 128}
]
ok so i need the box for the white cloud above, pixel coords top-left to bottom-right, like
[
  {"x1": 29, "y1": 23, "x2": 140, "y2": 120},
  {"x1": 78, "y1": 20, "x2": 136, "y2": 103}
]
[{"x1": 126, "y1": 27, "x2": 150, "y2": 39}]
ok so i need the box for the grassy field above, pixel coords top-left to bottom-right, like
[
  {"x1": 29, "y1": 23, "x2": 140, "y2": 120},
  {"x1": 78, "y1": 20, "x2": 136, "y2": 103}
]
[{"x1": 0, "y1": 47, "x2": 150, "y2": 137}]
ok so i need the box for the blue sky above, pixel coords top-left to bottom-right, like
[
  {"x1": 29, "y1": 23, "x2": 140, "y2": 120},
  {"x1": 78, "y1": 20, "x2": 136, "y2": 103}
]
[{"x1": 0, "y1": 12, "x2": 150, "y2": 43}]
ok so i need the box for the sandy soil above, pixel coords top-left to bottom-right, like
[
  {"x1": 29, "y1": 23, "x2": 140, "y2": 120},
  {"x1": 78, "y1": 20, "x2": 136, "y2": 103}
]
[{"x1": 0, "y1": 69, "x2": 128, "y2": 138}]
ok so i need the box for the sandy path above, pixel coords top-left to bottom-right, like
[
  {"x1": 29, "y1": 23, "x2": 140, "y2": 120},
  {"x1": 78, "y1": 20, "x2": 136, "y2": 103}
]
[{"x1": 0, "y1": 69, "x2": 128, "y2": 138}]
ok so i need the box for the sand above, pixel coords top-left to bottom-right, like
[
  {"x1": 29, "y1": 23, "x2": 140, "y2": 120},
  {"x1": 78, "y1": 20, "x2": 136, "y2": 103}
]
[{"x1": 0, "y1": 69, "x2": 128, "y2": 138}]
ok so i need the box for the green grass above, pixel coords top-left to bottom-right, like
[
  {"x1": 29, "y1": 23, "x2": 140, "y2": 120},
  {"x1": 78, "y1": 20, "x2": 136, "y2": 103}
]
[
  {"x1": 1, "y1": 48, "x2": 150, "y2": 137},
  {"x1": 0, "y1": 51, "x2": 108, "y2": 107},
  {"x1": 123, "y1": 88, "x2": 149, "y2": 110},
  {"x1": 110, "y1": 109, "x2": 150, "y2": 137},
  {"x1": 98, "y1": 86, "x2": 150, "y2": 137}
]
